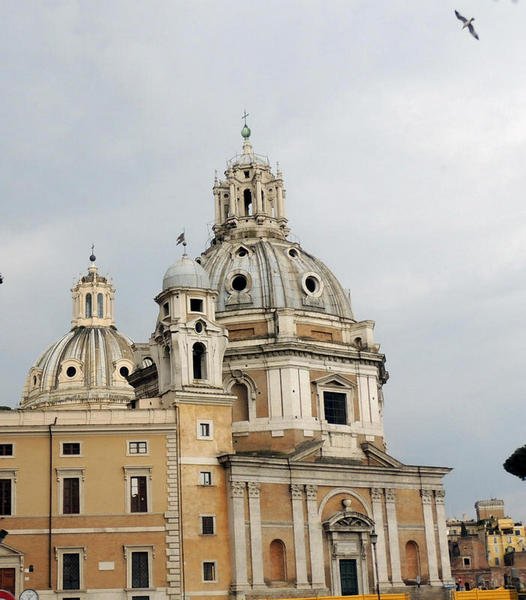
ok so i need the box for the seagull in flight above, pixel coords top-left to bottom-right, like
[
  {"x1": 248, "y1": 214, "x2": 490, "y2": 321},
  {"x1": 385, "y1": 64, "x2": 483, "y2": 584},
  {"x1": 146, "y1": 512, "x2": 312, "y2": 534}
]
[{"x1": 455, "y1": 10, "x2": 479, "y2": 39}]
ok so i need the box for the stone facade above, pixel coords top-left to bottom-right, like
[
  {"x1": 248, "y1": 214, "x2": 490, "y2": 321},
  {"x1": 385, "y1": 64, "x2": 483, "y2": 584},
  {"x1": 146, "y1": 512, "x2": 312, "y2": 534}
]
[{"x1": 0, "y1": 125, "x2": 454, "y2": 599}]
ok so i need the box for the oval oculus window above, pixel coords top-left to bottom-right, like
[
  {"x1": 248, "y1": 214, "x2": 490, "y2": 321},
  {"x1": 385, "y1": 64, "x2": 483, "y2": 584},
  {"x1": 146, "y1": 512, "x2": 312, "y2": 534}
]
[
  {"x1": 66, "y1": 366, "x2": 77, "y2": 378},
  {"x1": 119, "y1": 366, "x2": 130, "y2": 378}
]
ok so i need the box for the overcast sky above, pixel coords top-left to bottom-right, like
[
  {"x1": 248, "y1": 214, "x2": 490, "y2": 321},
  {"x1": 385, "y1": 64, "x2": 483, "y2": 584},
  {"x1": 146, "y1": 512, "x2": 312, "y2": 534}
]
[{"x1": 1, "y1": 0, "x2": 525, "y2": 522}]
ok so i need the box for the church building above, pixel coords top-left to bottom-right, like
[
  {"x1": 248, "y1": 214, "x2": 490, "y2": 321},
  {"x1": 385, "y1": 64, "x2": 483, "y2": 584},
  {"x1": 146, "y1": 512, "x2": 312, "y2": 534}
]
[{"x1": 0, "y1": 124, "x2": 453, "y2": 599}]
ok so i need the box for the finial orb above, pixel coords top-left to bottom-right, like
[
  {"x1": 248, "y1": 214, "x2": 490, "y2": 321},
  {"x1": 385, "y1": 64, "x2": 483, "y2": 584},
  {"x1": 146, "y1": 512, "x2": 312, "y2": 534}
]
[
  {"x1": 241, "y1": 124, "x2": 251, "y2": 139},
  {"x1": 89, "y1": 253, "x2": 96, "y2": 263}
]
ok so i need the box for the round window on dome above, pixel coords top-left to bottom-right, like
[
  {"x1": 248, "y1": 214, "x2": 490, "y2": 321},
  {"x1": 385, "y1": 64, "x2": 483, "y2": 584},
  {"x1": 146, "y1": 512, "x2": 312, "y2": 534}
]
[
  {"x1": 232, "y1": 274, "x2": 248, "y2": 292},
  {"x1": 119, "y1": 366, "x2": 130, "y2": 378},
  {"x1": 288, "y1": 248, "x2": 299, "y2": 258},
  {"x1": 301, "y1": 273, "x2": 323, "y2": 297},
  {"x1": 66, "y1": 366, "x2": 77, "y2": 378},
  {"x1": 237, "y1": 247, "x2": 248, "y2": 257}
]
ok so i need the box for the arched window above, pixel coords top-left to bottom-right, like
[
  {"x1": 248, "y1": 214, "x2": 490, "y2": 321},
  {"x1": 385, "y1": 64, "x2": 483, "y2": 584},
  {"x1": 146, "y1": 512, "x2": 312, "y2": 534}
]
[
  {"x1": 232, "y1": 383, "x2": 249, "y2": 422},
  {"x1": 243, "y1": 189, "x2": 252, "y2": 216},
  {"x1": 261, "y1": 190, "x2": 265, "y2": 213},
  {"x1": 192, "y1": 342, "x2": 207, "y2": 380},
  {"x1": 404, "y1": 540, "x2": 421, "y2": 582},
  {"x1": 97, "y1": 293, "x2": 104, "y2": 318},
  {"x1": 269, "y1": 539, "x2": 286, "y2": 581},
  {"x1": 85, "y1": 293, "x2": 92, "y2": 318}
]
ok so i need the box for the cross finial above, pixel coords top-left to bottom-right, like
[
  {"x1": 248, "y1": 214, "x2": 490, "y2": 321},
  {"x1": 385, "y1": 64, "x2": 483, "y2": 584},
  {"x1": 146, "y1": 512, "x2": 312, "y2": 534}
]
[{"x1": 242, "y1": 110, "x2": 249, "y2": 125}]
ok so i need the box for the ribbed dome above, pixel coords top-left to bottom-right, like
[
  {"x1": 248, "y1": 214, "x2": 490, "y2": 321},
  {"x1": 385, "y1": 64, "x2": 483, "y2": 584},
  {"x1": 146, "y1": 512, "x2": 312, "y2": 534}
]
[
  {"x1": 200, "y1": 239, "x2": 354, "y2": 319},
  {"x1": 163, "y1": 255, "x2": 211, "y2": 291},
  {"x1": 21, "y1": 326, "x2": 135, "y2": 409}
]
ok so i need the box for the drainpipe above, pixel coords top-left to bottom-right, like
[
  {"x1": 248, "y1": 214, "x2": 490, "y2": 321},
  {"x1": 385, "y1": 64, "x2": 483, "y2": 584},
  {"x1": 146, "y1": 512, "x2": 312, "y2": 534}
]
[{"x1": 48, "y1": 416, "x2": 57, "y2": 589}]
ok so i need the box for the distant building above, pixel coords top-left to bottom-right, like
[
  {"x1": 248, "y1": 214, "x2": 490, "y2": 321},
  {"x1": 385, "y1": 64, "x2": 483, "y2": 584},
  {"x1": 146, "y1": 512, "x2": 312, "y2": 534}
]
[{"x1": 448, "y1": 499, "x2": 526, "y2": 590}]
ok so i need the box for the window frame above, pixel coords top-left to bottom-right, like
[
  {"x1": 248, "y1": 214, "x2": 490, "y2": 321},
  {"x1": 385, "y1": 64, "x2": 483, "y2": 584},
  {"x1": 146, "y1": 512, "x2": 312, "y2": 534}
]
[
  {"x1": 56, "y1": 468, "x2": 85, "y2": 515},
  {"x1": 197, "y1": 421, "x2": 213, "y2": 440},
  {"x1": 199, "y1": 471, "x2": 213, "y2": 486},
  {"x1": 56, "y1": 547, "x2": 86, "y2": 592},
  {"x1": 0, "y1": 443, "x2": 14, "y2": 457},
  {"x1": 0, "y1": 471, "x2": 16, "y2": 516},
  {"x1": 202, "y1": 560, "x2": 217, "y2": 583},
  {"x1": 189, "y1": 297, "x2": 205, "y2": 313},
  {"x1": 124, "y1": 467, "x2": 152, "y2": 514},
  {"x1": 60, "y1": 441, "x2": 82, "y2": 457},
  {"x1": 124, "y1": 545, "x2": 154, "y2": 591},
  {"x1": 127, "y1": 440, "x2": 149, "y2": 456},
  {"x1": 316, "y1": 377, "x2": 356, "y2": 428},
  {"x1": 200, "y1": 515, "x2": 216, "y2": 536}
]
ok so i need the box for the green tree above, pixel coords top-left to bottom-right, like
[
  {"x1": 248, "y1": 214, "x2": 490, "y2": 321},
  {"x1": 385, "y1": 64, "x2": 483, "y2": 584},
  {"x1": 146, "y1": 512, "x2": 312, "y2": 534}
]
[{"x1": 503, "y1": 445, "x2": 526, "y2": 480}]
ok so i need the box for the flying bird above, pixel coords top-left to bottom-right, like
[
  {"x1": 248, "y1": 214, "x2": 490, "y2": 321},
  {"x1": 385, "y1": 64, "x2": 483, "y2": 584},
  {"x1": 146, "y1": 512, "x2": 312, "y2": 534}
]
[{"x1": 455, "y1": 10, "x2": 479, "y2": 39}]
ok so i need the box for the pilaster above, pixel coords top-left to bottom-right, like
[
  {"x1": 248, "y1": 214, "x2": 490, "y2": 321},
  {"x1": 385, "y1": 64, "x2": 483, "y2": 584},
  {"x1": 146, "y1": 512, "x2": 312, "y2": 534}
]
[
  {"x1": 370, "y1": 488, "x2": 389, "y2": 586},
  {"x1": 421, "y1": 489, "x2": 440, "y2": 585},
  {"x1": 165, "y1": 431, "x2": 182, "y2": 600},
  {"x1": 385, "y1": 488, "x2": 403, "y2": 586},
  {"x1": 435, "y1": 489, "x2": 453, "y2": 584},
  {"x1": 230, "y1": 481, "x2": 249, "y2": 590},
  {"x1": 248, "y1": 482, "x2": 265, "y2": 587},
  {"x1": 306, "y1": 484, "x2": 325, "y2": 587},
  {"x1": 291, "y1": 484, "x2": 309, "y2": 587}
]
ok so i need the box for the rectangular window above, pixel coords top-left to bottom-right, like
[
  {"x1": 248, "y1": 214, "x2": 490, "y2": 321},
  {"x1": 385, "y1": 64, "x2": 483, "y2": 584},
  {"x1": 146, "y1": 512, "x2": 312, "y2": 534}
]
[
  {"x1": 203, "y1": 561, "x2": 216, "y2": 582},
  {"x1": 463, "y1": 557, "x2": 471, "y2": 567},
  {"x1": 495, "y1": 557, "x2": 500, "y2": 566},
  {"x1": 0, "y1": 480, "x2": 11, "y2": 515},
  {"x1": 62, "y1": 442, "x2": 81, "y2": 456},
  {"x1": 63, "y1": 478, "x2": 80, "y2": 514},
  {"x1": 201, "y1": 516, "x2": 215, "y2": 535},
  {"x1": 129, "y1": 441, "x2": 148, "y2": 455},
  {"x1": 323, "y1": 391, "x2": 347, "y2": 425},
  {"x1": 130, "y1": 476, "x2": 148, "y2": 512},
  {"x1": 62, "y1": 553, "x2": 80, "y2": 590},
  {"x1": 131, "y1": 551, "x2": 149, "y2": 588},
  {"x1": 198, "y1": 421, "x2": 212, "y2": 439},
  {"x1": 190, "y1": 298, "x2": 204, "y2": 312},
  {"x1": 0, "y1": 444, "x2": 13, "y2": 456},
  {"x1": 199, "y1": 471, "x2": 212, "y2": 486}
]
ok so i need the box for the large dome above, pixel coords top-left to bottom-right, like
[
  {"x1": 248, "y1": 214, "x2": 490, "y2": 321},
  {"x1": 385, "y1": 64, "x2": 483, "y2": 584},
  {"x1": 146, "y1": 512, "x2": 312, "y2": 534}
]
[
  {"x1": 200, "y1": 238, "x2": 354, "y2": 319},
  {"x1": 21, "y1": 326, "x2": 135, "y2": 409}
]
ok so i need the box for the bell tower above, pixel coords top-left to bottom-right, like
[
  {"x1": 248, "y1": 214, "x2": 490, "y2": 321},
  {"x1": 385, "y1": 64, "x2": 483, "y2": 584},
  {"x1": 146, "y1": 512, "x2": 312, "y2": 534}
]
[{"x1": 149, "y1": 254, "x2": 229, "y2": 401}]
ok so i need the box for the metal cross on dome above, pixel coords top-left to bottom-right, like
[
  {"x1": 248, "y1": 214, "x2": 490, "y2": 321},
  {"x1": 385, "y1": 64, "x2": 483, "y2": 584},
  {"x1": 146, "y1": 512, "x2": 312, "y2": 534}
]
[{"x1": 242, "y1": 110, "x2": 249, "y2": 125}]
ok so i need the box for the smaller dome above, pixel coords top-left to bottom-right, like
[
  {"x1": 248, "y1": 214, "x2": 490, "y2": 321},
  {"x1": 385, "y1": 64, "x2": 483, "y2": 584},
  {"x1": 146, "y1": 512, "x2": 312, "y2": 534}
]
[{"x1": 163, "y1": 256, "x2": 211, "y2": 291}]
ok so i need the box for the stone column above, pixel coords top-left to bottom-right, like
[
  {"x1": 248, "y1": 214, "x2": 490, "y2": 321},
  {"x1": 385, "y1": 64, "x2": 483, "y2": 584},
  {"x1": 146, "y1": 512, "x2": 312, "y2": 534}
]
[
  {"x1": 231, "y1": 481, "x2": 249, "y2": 589},
  {"x1": 385, "y1": 488, "x2": 403, "y2": 586},
  {"x1": 291, "y1": 484, "x2": 309, "y2": 587},
  {"x1": 435, "y1": 489, "x2": 453, "y2": 583},
  {"x1": 306, "y1": 484, "x2": 325, "y2": 588},
  {"x1": 421, "y1": 489, "x2": 440, "y2": 585},
  {"x1": 248, "y1": 482, "x2": 265, "y2": 587},
  {"x1": 370, "y1": 488, "x2": 389, "y2": 586}
]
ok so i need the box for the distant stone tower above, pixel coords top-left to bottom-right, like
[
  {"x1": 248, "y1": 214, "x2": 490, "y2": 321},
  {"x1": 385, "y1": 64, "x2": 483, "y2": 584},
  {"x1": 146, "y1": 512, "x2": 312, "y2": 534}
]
[{"x1": 475, "y1": 499, "x2": 506, "y2": 521}]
